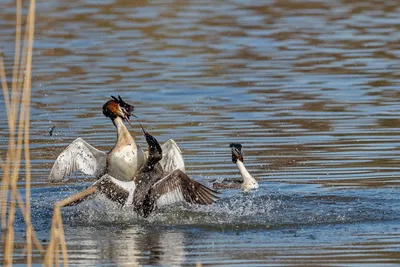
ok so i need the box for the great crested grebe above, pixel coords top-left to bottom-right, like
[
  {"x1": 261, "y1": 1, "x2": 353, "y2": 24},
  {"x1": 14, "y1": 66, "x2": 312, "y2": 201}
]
[
  {"x1": 213, "y1": 143, "x2": 259, "y2": 191},
  {"x1": 55, "y1": 126, "x2": 219, "y2": 218},
  {"x1": 48, "y1": 95, "x2": 185, "y2": 182}
]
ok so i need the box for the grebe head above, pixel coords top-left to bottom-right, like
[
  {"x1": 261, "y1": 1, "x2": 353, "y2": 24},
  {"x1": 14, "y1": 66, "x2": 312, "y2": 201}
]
[
  {"x1": 230, "y1": 143, "x2": 243, "y2": 163},
  {"x1": 102, "y1": 95, "x2": 135, "y2": 123},
  {"x1": 137, "y1": 122, "x2": 162, "y2": 159},
  {"x1": 145, "y1": 131, "x2": 162, "y2": 158}
]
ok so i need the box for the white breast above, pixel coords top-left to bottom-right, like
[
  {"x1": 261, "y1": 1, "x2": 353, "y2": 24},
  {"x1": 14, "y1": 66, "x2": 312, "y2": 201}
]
[{"x1": 108, "y1": 144, "x2": 144, "y2": 181}]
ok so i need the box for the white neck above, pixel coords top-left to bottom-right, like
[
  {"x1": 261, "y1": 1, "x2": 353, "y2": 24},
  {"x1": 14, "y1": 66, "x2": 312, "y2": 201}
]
[
  {"x1": 236, "y1": 160, "x2": 259, "y2": 190},
  {"x1": 113, "y1": 117, "x2": 135, "y2": 144},
  {"x1": 236, "y1": 160, "x2": 253, "y2": 181}
]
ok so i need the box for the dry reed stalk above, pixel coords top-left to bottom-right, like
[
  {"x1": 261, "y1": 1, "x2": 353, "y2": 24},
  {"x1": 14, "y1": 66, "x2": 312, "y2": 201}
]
[
  {"x1": 0, "y1": 0, "x2": 71, "y2": 265},
  {"x1": 2, "y1": 0, "x2": 34, "y2": 263},
  {"x1": 23, "y1": 0, "x2": 36, "y2": 264},
  {"x1": 3, "y1": 42, "x2": 27, "y2": 267},
  {"x1": 0, "y1": 0, "x2": 63, "y2": 265},
  {"x1": 0, "y1": 55, "x2": 11, "y2": 229},
  {"x1": 57, "y1": 211, "x2": 69, "y2": 265},
  {"x1": 43, "y1": 186, "x2": 97, "y2": 266},
  {"x1": 43, "y1": 213, "x2": 58, "y2": 266},
  {"x1": 43, "y1": 205, "x2": 69, "y2": 267},
  {"x1": 55, "y1": 240, "x2": 60, "y2": 267},
  {"x1": 14, "y1": 192, "x2": 44, "y2": 253}
]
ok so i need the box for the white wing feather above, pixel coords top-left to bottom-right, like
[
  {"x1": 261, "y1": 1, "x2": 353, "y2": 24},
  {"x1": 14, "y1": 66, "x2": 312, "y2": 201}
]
[
  {"x1": 153, "y1": 170, "x2": 219, "y2": 208},
  {"x1": 156, "y1": 188, "x2": 185, "y2": 207},
  {"x1": 159, "y1": 139, "x2": 185, "y2": 173},
  {"x1": 48, "y1": 138, "x2": 106, "y2": 181},
  {"x1": 153, "y1": 172, "x2": 184, "y2": 207}
]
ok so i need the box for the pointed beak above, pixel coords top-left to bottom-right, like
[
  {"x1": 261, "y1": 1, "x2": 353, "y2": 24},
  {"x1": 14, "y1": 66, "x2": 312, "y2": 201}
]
[
  {"x1": 123, "y1": 114, "x2": 133, "y2": 127},
  {"x1": 231, "y1": 147, "x2": 243, "y2": 163},
  {"x1": 124, "y1": 113, "x2": 142, "y2": 130}
]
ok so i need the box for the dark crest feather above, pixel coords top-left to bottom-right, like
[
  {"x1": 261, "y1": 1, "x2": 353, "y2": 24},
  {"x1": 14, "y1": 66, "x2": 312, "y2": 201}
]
[
  {"x1": 230, "y1": 143, "x2": 243, "y2": 163},
  {"x1": 110, "y1": 95, "x2": 134, "y2": 114}
]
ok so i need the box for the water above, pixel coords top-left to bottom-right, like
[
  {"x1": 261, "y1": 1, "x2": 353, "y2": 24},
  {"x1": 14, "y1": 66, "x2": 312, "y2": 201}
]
[{"x1": 1, "y1": 0, "x2": 400, "y2": 266}]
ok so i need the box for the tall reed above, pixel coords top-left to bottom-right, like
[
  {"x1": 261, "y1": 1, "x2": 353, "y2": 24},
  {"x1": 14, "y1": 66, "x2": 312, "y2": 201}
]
[{"x1": 0, "y1": 0, "x2": 68, "y2": 266}]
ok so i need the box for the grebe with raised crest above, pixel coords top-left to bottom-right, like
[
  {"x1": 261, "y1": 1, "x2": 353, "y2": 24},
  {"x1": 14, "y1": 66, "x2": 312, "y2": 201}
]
[
  {"x1": 48, "y1": 95, "x2": 184, "y2": 182},
  {"x1": 54, "y1": 126, "x2": 219, "y2": 218}
]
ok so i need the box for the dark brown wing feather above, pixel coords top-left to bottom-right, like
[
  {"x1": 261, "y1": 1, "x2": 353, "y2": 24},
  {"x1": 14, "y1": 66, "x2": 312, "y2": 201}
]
[
  {"x1": 150, "y1": 170, "x2": 219, "y2": 207},
  {"x1": 94, "y1": 174, "x2": 130, "y2": 206}
]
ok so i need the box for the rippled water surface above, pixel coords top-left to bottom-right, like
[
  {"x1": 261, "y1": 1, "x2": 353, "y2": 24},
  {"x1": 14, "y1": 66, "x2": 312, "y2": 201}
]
[{"x1": 1, "y1": 0, "x2": 400, "y2": 266}]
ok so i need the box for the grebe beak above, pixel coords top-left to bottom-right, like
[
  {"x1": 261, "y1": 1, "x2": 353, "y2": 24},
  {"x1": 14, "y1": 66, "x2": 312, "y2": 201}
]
[
  {"x1": 230, "y1": 143, "x2": 244, "y2": 163},
  {"x1": 124, "y1": 114, "x2": 133, "y2": 127},
  {"x1": 125, "y1": 113, "x2": 139, "y2": 129},
  {"x1": 126, "y1": 113, "x2": 147, "y2": 137}
]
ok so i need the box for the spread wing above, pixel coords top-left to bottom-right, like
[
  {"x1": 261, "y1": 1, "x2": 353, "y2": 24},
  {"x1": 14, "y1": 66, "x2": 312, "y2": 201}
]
[
  {"x1": 93, "y1": 174, "x2": 136, "y2": 206},
  {"x1": 159, "y1": 139, "x2": 185, "y2": 173},
  {"x1": 48, "y1": 138, "x2": 107, "y2": 181},
  {"x1": 60, "y1": 174, "x2": 135, "y2": 207},
  {"x1": 151, "y1": 170, "x2": 219, "y2": 208}
]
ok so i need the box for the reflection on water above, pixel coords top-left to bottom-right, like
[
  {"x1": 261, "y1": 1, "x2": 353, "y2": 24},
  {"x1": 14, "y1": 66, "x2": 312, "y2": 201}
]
[
  {"x1": 66, "y1": 226, "x2": 185, "y2": 266},
  {"x1": 1, "y1": 0, "x2": 400, "y2": 266}
]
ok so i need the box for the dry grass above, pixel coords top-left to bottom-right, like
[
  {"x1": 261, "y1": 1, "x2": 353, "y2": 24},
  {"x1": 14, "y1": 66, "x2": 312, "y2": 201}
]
[
  {"x1": 2, "y1": 2, "x2": 199, "y2": 266},
  {"x1": 0, "y1": 0, "x2": 68, "y2": 266}
]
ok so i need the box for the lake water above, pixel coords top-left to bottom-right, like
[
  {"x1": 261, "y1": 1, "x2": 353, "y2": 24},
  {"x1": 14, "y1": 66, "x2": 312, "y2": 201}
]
[{"x1": 1, "y1": 0, "x2": 400, "y2": 266}]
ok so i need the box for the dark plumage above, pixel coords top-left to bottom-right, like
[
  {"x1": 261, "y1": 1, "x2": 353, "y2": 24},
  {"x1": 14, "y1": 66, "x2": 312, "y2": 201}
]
[
  {"x1": 63, "y1": 128, "x2": 219, "y2": 218},
  {"x1": 132, "y1": 129, "x2": 219, "y2": 217}
]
